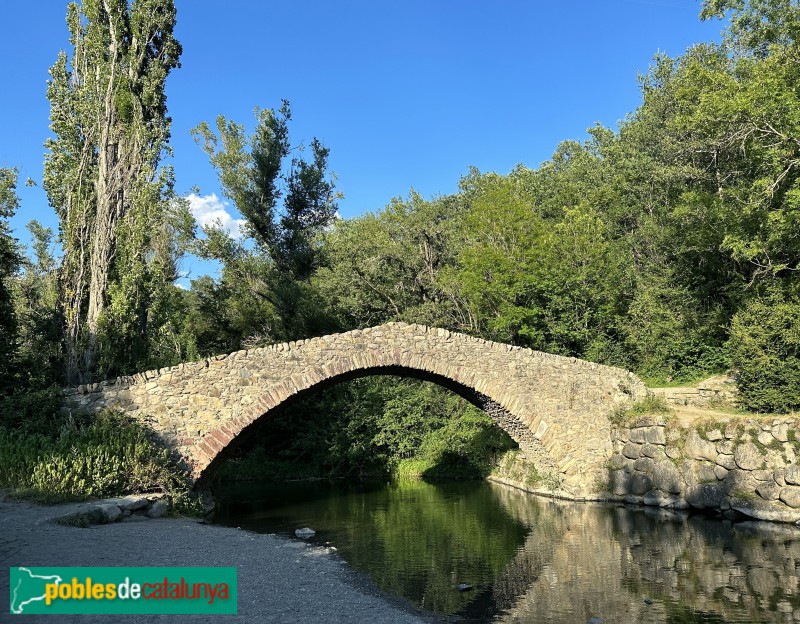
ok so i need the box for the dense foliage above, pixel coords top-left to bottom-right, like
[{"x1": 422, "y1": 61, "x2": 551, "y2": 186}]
[
  {"x1": 0, "y1": 410, "x2": 196, "y2": 508},
  {"x1": 3, "y1": 1, "x2": 800, "y2": 496}
]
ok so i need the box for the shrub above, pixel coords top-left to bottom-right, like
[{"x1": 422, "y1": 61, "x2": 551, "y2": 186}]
[
  {"x1": 610, "y1": 393, "x2": 672, "y2": 425},
  {"x1": 0, "y1": 410, "x2": 196, "y2": 509},
  {"x1": 0, "y1": 385, "x2": 66, "y2": 434},
  {"x1": 727, "y1": 295, "x2": 800, "y2": 413}
]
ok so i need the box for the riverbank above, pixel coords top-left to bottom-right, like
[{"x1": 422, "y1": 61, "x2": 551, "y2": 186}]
[{"x1": 0, "y1": 498, "x2": 444, "y2": 623}]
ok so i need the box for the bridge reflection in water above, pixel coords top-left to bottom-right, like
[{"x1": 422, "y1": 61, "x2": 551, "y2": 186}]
[{"x1": 215, "y1": 479, "x2": 800, "y2": 623}]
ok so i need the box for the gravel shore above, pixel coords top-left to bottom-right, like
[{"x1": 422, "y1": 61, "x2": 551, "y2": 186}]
[{"x1": 0, "y1": 499, "x2": 442, "y2": 623}]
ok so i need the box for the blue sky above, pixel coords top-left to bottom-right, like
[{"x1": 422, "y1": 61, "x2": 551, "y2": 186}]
[{"x1": 0, "y1": 0, "x2": 722, "y2": 282}]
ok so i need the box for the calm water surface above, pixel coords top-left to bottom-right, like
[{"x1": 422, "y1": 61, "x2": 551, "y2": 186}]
[{"x1": 212, "y1": 479, "x2": 800, "y2": 623}]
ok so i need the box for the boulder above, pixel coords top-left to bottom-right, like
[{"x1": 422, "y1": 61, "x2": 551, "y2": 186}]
[
  {"x1": 684, "y1": 430, "x2": 718, "y2": 462},
  {"x1": 723, "y1": 469, "x2": 758, "y2": 496},
  {"x1": 660, "y1": 494, "x2": 690, "y2": 509},
  {"x1": 685, "y1": 483, "x2": 726, "y2": 509},
  {"x1": 645, "y1": 427, "x2": 667, "y2": 445},
  {"x1": 714, "y1": 466, "x2": 729, "y2": 481},
  {"x1": 757, "y1": 431, "x2": 775, "y2": 447},
  {"x1": 295, "y1": 527, "x2": 316, "y2": 538},
  {"x1": 630, "y1": 472, "x2": 653, "y2": 496},
  {"x1": 724, "y1": 423, "x2": 740, "y2": 440},
  {"x1": 779, "y1": 487, "x2": 800, "y2": 509},
  {"x1": 734, "y1": 443, "x2": 764, "y2": 471},
  {"x1": 105, "y1": 495, "x2": 151, "y2": 511},
  {"x1": 731, "y1": 497, "x2": 800, "y2": 523},
  {"x1": 641, "y1": 444, "x2": 664, "y2": 459},
  {"x1": 773, "y1": 423, "x2": 789, "y2": 443},
  {"x1": 716, "y1": 454, "x2": 737, "y2": 470},
  {"x1": 756, "y1": 482, "x2": 782, "y2": 501},
  {"x1": 611, "y1": 470, "x2": 629, "y2": 496},
  {"x1": 609, "y1": 454, "x2": 627, "y2": 470},
  {"x1": 706, "y1": 429, "x2": 723, "y2": 442},
  {"x1": 697, "y1": 463, "x2": 718, "y2": 483},
  {"x1": 629, "y1": 428, "x2": 648, "y2": 444},
  {"x1": 653, "y1": 460, "x2": 682, "y2": 494},
  {"x1": 642, "y1": 490, "x2": 688, "y2": 509},
  {"x1": 622, "y1": 442, "x2": 641, "y2": 460},
  {"x1": 786, "y1": 464, "x2": 800, "y2": 486},
  {"x1": 146, "y1": 499, "x2": 169, "y2": 519},
  {"x1": 634, "y1": 457, "x2": 654, "y2": 473},
  {"x1": 716, "y1": 440, "x2": 735, "y2": 455},
  {"x1": 95, "y1": 504, "x2": 121, "y2": 523},
  {"x1": 642, "y1": 490, "x2": 665, "y2": 506}
]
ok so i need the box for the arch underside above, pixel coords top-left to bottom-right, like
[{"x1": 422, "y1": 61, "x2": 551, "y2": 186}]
[{"x1": 194, "y1": 365, "x2": 558, "y2": 487}]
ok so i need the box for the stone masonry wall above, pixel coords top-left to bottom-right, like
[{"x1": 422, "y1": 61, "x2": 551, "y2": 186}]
[
  {"x1": 62, "y1": 322, "x2": 646, "y2": 496},
  {"x1": 609, "y1": 416, "x2": 800, "y2": 523}
]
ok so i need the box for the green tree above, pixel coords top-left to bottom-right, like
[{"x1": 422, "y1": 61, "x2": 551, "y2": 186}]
[
  {"x1": 316, "y1": 191, "x2": 463, "y2": 330},
  {"x1": 189, "y1": 102, "x2": 340, "y2": 344},
  {"x1": 13, "y1": 221, "x2": 63, "y2": 387},
  {"x1": 728, "y1": 291, "x2": 800, "y2": 412},
  {"x1": 44, "y1": 0, "x2": 182, "y2": 383},
  {"x1": 0, "y1": 169, "x2": 22, "y2": 393}
]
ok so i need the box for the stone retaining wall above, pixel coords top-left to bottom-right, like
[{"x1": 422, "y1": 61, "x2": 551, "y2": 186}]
[
  {"x1": 492, "y1": 415, "x2": 800, "y2": 524},
  {"x1": 609, "y1": 416, "x2": 800, "y2": 523},
  {"x1": 651, "y1": 375, "x2": 738, "y2": 408}
]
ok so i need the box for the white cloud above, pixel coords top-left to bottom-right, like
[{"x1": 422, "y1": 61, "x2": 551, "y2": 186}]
[{"x1": 186, "y1": 193, "x2": 246, "y2": 240}]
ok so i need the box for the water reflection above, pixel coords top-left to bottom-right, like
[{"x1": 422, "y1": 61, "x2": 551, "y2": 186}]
[
  {"x1": 213, "y1": 480, "x2": 800, "y2": 623},
  {"x1": 492, "y1": 486, "x2": 800, "y2": 623}
]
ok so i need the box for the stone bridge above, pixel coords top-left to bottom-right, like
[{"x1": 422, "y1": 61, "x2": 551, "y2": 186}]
[{"x1": 64, "y1": 323, "x2": 646, "y2": 496}]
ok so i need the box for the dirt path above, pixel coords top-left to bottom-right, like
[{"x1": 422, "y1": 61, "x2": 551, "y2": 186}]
[{"x1": 0, "y1": 499, "x2": 443, "y2": 623}]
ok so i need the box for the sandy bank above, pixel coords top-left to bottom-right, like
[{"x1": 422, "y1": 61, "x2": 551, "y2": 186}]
[{"x1": 0, "y1": 499, "x2": 441, "y2": 623}]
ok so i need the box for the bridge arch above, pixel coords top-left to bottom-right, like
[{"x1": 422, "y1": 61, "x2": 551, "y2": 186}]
[
  {"x1": 194, "y1": 364, "x2": 554, "y2": 487},
  {"x1": 64, "y1": 323, "x2": 646, "y2": 496}
]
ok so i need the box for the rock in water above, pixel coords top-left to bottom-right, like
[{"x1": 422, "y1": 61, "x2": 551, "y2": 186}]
[
  {"x1": 456, "y1": 583, "x2": 473, "y2": 592},
  {"x1": 295, "y1": 527, "x2": 316, "y2": 538}
]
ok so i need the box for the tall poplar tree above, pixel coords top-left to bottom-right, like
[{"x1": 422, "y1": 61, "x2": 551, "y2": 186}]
[
  {"x1": 0, "y1": 168, "x2": 22, "y2": 393},
  {"x1": 44, "y1": 0, "x2": 181, "y2": 383}
]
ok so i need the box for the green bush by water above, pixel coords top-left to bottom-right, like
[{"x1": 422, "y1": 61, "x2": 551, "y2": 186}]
[{"x1": 0, "y1": 409, "x2": 198, "y2": 511}]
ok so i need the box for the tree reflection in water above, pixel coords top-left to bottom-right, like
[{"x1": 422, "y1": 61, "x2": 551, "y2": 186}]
[{"x1": 214, "y1": 479, "x2": 800, "y2": 623}]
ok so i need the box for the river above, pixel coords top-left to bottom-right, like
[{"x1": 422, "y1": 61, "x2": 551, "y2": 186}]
[{"x1": 212, "y1": 479, "x2": 800, "y2": 623}]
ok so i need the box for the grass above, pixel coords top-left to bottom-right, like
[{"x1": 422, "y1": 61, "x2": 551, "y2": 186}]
[
  {"x1": 640, "y1": 371, "x2": 723, "y2": 388},
  {"x1": 489, "y1": 449, "x2": 562, "y2": 491},
  {"x1": 54, "y1": 514, "x2": 92, "y2": 528},
  {"x1": 610, "y1": 393, "x2": 674, "y2": 426}
]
